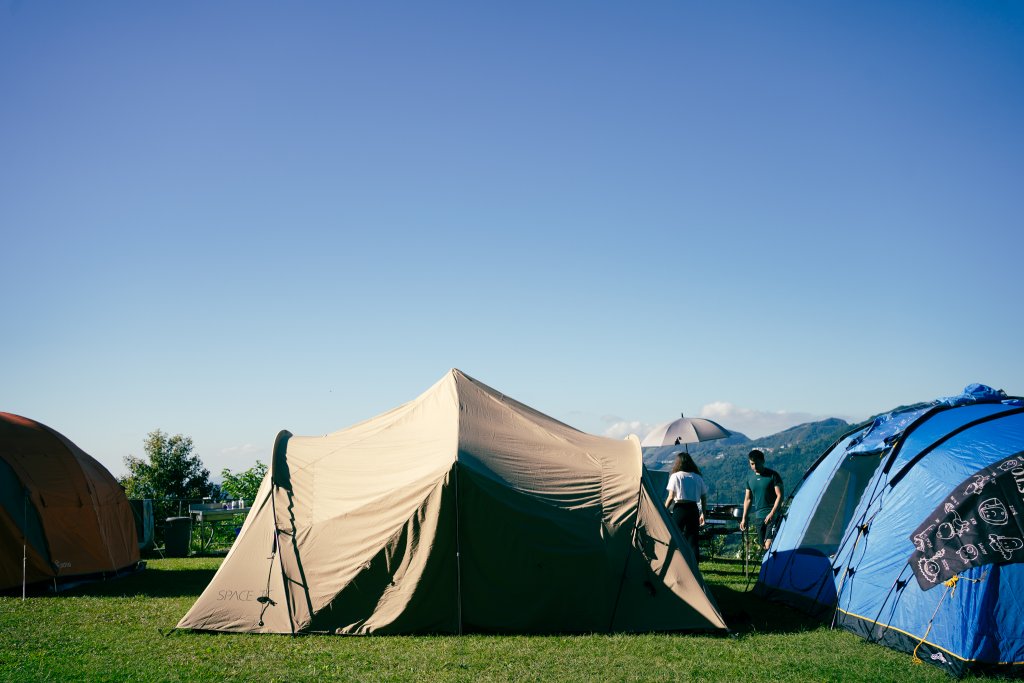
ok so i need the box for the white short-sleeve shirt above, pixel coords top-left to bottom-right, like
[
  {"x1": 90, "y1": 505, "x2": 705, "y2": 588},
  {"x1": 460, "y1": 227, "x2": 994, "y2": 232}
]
[{"x1": 667, "y1": 471, "x2": 708, "y2": 504}]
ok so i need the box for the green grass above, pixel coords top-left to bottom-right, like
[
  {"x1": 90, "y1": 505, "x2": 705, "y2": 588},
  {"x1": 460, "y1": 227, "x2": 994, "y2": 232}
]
[{"x1": 0, "y1": 557, "x2": 981, "y2": 682}]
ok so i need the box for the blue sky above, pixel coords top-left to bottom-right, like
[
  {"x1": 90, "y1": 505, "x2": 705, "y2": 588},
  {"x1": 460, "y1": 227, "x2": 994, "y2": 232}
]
[{"x1": 3, "y1": 1, "x2": 1022, "y2": 479}]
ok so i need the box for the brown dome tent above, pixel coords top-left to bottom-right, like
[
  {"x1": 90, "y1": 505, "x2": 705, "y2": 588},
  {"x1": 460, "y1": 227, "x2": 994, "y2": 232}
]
[
  {"x1": 0, "y1": 412, "x2": 140, "y2": 592},
  {"x1": 178, "y1": 369, "x2": 726, "y2": 635}
]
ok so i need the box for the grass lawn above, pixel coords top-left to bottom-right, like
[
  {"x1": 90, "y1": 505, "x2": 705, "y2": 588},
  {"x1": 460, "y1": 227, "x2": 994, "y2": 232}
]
[{"x1": 0, "y1": 556, "x2": 981, "y2": 682}]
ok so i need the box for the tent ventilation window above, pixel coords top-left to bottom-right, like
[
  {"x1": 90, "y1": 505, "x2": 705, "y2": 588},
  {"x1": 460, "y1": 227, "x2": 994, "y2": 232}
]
[{"x1": 799, "y1": 454, "x2": 881, "y2": 555}]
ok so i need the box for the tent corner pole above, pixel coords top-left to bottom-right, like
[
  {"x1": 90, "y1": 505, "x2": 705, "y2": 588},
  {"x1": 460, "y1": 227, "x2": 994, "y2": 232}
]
[{"x1": 268, "y1": 430, "x2": 296, "y2": 636}]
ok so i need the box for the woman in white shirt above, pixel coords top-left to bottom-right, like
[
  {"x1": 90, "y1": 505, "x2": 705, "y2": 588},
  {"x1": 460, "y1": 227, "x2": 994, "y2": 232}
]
[{"x1": 664, "y1": 452, "x2": 708, "y2": 561}]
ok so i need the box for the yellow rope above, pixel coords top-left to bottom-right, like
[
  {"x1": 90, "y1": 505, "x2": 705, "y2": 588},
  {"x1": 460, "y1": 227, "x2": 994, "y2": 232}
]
[{"x1": 910, "y1": 572, "x2": 986, "y2": 665}]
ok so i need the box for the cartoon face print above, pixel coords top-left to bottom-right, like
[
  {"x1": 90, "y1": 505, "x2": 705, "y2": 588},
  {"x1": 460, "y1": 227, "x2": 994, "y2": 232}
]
[
  {"x1": 957, "y1": 544, "x2": 980, "y2": 563},
  {"x1": 980, "y1": 498, "x2": 1009, "y2": 525},
  {"x1": 964, "y1": 473, "x2": 994, "y2": 496},
  {"x1": 988, "y1": 534, "x2": 1024, "y2": 561},
  {"x1": 917, "y1": 548, "x2": 947, "y2": 583},
  {"x1": 937, "y1": 507, "x2": 972, "y2": 540},
  {"x1": 913, "y1": 524, "x2": 936, "y2": 552}
]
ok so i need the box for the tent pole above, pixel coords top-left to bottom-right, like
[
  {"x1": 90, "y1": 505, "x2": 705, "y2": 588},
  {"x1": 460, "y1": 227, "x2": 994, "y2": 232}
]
[
  {"x1": 270, "y1": 488, "x2": 295, "y2": 636},
  {"x1": 453, "y1": 462, "x2": 463, "y2": 635},
  {"x1": 268, "y1": 431, "x2": 296, "y2": 636}
]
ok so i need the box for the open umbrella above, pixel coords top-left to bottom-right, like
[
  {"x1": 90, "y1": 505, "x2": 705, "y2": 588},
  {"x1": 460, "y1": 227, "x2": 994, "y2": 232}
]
[{"x1": 641, "y1": 414, "x2": 731, "y2": 449}]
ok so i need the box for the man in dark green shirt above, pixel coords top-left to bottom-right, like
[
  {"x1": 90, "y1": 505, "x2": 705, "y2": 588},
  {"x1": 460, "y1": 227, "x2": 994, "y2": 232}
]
[{"x1": 739, "y1": 449, "x2": 784, "y2": 550}]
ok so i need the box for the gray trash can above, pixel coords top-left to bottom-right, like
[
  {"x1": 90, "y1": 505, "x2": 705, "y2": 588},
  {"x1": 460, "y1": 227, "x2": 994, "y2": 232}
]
[{"x1": 164, "y1": 517, "x2": 192, "y2": 557}]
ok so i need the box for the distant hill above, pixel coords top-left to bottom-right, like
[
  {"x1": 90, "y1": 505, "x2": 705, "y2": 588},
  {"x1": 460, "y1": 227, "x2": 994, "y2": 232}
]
[{"x1": 643, "y1": 417, "x2": 854, "y2": 506}]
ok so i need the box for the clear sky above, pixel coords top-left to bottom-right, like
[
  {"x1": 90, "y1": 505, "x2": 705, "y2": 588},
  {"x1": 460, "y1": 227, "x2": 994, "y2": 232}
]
[{"x1": 3, "y1": 1, "x2": 1022, "y2": 480}]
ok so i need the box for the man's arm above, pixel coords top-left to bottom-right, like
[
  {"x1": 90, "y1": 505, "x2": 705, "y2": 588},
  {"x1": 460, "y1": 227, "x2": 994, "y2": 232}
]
[
  {"x1": 739, "y1": 489, "x2": 752, "y2": 531},
  {"x1": 766, "y1": 484, "x2": 783, "y2": 522}
]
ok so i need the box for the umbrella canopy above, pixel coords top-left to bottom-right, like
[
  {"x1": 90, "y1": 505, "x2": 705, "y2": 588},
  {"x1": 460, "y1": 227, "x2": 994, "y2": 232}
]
[{"x1": 641, "y1": 414, "x2": 731, "y2": 447}]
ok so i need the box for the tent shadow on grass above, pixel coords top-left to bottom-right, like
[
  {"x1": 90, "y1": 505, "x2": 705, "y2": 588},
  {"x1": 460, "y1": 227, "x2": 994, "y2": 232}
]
[
  {"x1": 702, "y1": 560, "x2": 822, "y2": 636},
  {"x1": 33, "y1": 566, "x2": 219, "y2": 599},
  {"x1": 711, "y1": 585, "x2": 823, "y2": 636},
  {"x1": 18, "y1": 556, "x2": 821, "y2": 637}
]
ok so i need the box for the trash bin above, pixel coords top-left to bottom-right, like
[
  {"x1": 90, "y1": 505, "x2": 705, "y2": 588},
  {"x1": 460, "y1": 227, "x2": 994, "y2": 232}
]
[{"x1": 164, "y1": 517, "x2": 192, "y2": 557}]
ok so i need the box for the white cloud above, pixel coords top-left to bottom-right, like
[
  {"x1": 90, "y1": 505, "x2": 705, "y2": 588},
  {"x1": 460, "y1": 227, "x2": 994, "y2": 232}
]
[
  {"x1": 216, "y1": 444, "x2": 270, "y2": 472},
  {"x1": 601, "y1": 418, "x2": 657, "y2": 441},
  {"x1": 697, "y1": 402, "x2": 826, "y2": 439},
  {"x1": 600, "y1": 403, "x2": 835, "y2": 442}
]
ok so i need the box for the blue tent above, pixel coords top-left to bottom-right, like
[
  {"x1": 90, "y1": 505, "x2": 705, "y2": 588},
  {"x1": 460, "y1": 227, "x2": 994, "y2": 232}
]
[{"x1": 756, "y1": 384, "x2": 1024, "y2": 676}]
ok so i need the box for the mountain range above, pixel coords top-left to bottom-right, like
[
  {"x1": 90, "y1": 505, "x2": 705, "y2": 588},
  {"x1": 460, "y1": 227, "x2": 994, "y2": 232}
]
[{"x1": 642, "y1": 417, "x2": 856, "y2": 506}]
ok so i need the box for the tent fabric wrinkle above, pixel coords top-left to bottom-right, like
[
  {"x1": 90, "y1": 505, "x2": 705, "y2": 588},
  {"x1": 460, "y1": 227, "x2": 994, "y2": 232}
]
[{"x1": 178, "y1": 369, "x2": 726, "y2": 635}]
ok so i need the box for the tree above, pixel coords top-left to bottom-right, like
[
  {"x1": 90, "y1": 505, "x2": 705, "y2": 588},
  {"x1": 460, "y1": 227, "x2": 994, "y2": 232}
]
[
  {"x1": 220, "y1": 461, "x2": 268, "y2": 504},
  {"x1": 120, "y1": 429, "x2": 214, "y2": 500}
]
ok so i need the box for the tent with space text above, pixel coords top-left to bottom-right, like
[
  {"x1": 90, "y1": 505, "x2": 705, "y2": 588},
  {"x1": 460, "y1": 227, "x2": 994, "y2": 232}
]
[
  {"x1": 755, "y1": 384, "x2": 1024, "y2": 677},
  {"x1": 178, "y1": 369, "x2": 726, "y2": 635}
]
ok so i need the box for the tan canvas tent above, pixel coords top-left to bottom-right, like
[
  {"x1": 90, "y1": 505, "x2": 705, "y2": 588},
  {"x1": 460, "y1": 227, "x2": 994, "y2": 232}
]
[
  {"x1": 178, "y1": 370, "x2": 726, "y2": 634},
  {"x1": 1, "y1": 412, "x2": 140, "y2": 591}
]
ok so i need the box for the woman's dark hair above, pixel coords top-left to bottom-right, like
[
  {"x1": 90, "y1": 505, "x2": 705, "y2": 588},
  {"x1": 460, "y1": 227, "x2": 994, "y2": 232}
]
[{"x1": 670, "y1": 452, "x2": 701, "y2": 475}]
